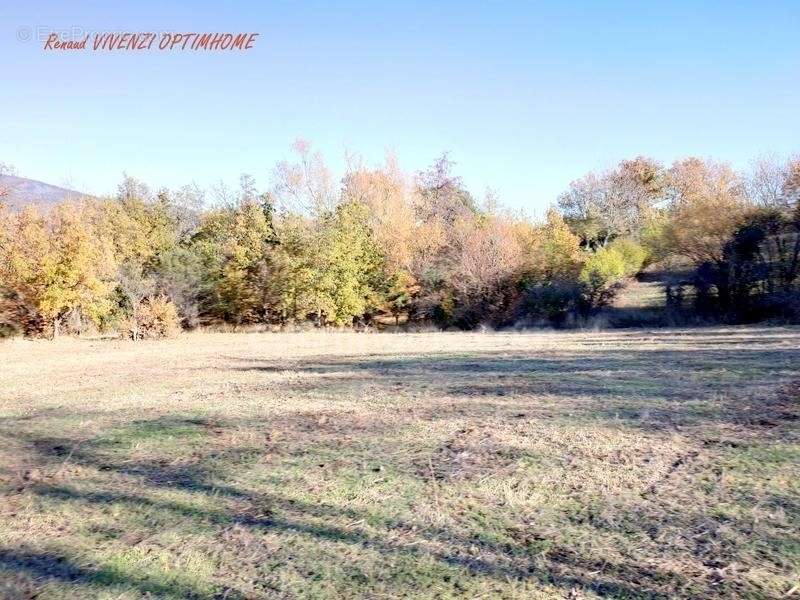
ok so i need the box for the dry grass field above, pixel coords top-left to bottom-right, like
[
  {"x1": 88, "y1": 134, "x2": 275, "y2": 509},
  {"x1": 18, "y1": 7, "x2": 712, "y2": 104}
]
[{"x1": 1, "y1": 327, "x2": 799, "y2": 599}]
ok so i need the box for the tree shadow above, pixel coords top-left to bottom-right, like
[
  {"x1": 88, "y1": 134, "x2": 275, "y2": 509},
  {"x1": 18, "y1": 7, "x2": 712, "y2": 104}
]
[
  {"x1": 0, "y1": 412, "x2": 712, "y2": 598},
  {"x1": 223, "y1": 343, "x2": 800, "y2": 437},
  {"x1": 2, "y1": 328, "x2": 799, "y2": 598},
  {"x1": 0, "y1": 547, "x2": 228, "y2": 599},
  {"x1": 6, "y1": 400, "x2": 796, "y2": 597},
  {"x1": 25, "y1": 478, "x2": 685, "y2": 600}
]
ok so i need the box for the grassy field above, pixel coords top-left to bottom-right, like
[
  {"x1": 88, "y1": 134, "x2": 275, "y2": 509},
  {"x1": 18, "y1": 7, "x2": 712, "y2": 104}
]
[{"x1": 0, "y1": 328, "x2": 798, "y2": 599}]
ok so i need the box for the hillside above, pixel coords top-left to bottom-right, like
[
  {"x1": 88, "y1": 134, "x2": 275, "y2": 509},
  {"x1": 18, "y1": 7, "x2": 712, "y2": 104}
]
[{"x1": 0, "y1": 175, "x2": 92, "y2": 210}]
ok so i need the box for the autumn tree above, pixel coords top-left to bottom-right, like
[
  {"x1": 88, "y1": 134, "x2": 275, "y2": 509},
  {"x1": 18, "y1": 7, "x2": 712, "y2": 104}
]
[
  {"x1": 116, "y1": 260, "x2": 156, "y2": 341},
  {"x1": 342, "y1": 155, "x2": 420, "y2": 320},
  {"x1": 414, "y1": 153, "x2": 476, "y2": 225},
  {"x1": 539, "y1": 209, "x2": 583, "y2": 280},
  {"x1": 665, "y1": 158, "x2": 751, "y2": 266},
  {"x1": 92, "y1": 178, "x2": 178, "y2": 270},
  {"x1": 0, "y1": 203, "x2": 115, "y2": 336},
  {"x1": 558, "y1": 156, "x2": 665, "y2": 246},
  {"x1": 3, "y1": 145, "x2": 797, "y2": 336},
  {"x1": 165, "y1": 182, "x2": 205, "y2": 242},
  {"x1": 446, "y1": 210, "x2": 525, "y2": 326},
  {"x1": 342, "y1": 154, "x2": 416, "y2": 272},
  {"x1": 747, "y1": 155, "x2": 800, "y2": 209},
  {"x1": 399, "y1": 154, "x2": 482, "y2": 323}
]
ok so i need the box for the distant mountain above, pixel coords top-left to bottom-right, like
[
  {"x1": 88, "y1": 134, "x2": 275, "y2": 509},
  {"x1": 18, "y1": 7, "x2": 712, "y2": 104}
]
[{"x1": 0, "y1": 175, "x2": 94, "y2": 210}]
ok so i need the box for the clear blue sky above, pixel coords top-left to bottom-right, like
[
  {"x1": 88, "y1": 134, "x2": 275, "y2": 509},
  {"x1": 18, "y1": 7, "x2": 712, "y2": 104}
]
[{"x1": 1, "y1": 1, "x2": 798, "y2": 214}]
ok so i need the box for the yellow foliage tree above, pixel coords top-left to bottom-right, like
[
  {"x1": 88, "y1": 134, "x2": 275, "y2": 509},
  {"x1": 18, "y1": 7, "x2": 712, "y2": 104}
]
[
  {"x1": 0, "y1": 203, "x2": 115, "y2": 336},
  {"x1": 540, "y1": 209, "x2": 583, "y2": 279}
]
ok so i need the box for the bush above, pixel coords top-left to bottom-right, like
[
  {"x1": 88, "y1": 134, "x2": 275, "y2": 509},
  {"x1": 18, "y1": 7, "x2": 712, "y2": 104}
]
[
  {"x1": 517, "y1": 280, "x2": 587, "y2": 326},
  {"x1": 579, "y1": 246, "x2": 626, "y2": 304},
  {"x1": 756, "y1": 291, "x2": 800, "y2": 323},
  {"x1": 0, "y1": 291, "x2": 44, "y2": 337},
  {"x1": 123, "y1": 296, "x2": 181, "y2": 339},
  {"x1": 578, "y1": 239, "x2": 647, "y2": 307},
  {"x1": 608, "y1": 238, "x2": 648, "y2": 275},
  {"x1": 640, "y1": 213, "x2": 672, "y2": 264}
]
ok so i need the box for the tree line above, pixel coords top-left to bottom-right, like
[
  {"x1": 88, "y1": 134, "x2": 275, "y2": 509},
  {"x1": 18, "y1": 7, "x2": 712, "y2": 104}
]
[{"x1": 1, "y1": 143, "x2": 798, "y2": 338}]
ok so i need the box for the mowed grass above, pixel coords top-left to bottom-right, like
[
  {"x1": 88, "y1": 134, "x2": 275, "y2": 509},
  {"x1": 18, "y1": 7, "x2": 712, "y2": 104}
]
[{"x1": 0, "y1": 328, "x2": 798, "y2": 599}]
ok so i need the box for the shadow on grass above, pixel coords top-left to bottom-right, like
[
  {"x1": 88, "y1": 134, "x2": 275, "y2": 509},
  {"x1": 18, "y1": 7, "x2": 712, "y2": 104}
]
[
  {"x1": 8, "y1": 406, "x2": 796, "y2": 598},
  {"x1": 223, "y1": 343, "x2": 800, "y2": 435},
  {"x1": 5, "y1": 404, "x2": 799, "y2": 598},
  {"x1": 0, "y1": 411, "x2": 702, "y2": 598},
  {"x1": 26, "y1": 480, "x2": 684, "y2": 599},
  {"x1": 0, "y1": 547, "x2": 226, "y2": 599},
  {"x1": 2, "y1": 328, "x2": 799, "y2": 598}
]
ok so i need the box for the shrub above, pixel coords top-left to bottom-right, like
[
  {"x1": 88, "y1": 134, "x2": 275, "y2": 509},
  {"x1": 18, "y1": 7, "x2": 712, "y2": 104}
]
[
  {"x1": 580, "y1": 246, "x2": 626, "y2": 303},
  {"x1": 517, "y1": 280, "x2": 587, "y2": 326},
  {"x1": 578, "y1": 239, "x2": 647, "y2": 308},
  {"x1": 123, "y1": 296, "x2": 181, "y2": 339},
  {"x1": 608, "y1": 238, "x2": 648, "y2": 275},
  {"x1": 756, "y1": 290, "x2": 800, "y2": 323},
  {"x1": 640, "y1": 213, "x2": 672, "y2": 264},
  {"x1": 0, "y1": 290, "x2": 47, "y2": 337}
]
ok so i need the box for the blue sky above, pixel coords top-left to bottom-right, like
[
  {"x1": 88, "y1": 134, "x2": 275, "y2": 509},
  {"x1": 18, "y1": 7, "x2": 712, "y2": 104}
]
[{"x1": 1, "y1": 1, "x2": 798, "y2": 214}]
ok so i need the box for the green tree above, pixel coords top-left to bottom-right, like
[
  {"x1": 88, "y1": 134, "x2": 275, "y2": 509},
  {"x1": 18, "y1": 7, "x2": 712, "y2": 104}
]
[
  {"x1": 579, "y1": 246, "x2": 627, "y2": 306},
  {"x1": 193, "y1": 199, "x2": 275, "y2": 324},
  {"x1": 318, "y1": 200, "x2": 386, "y2": 325}
]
